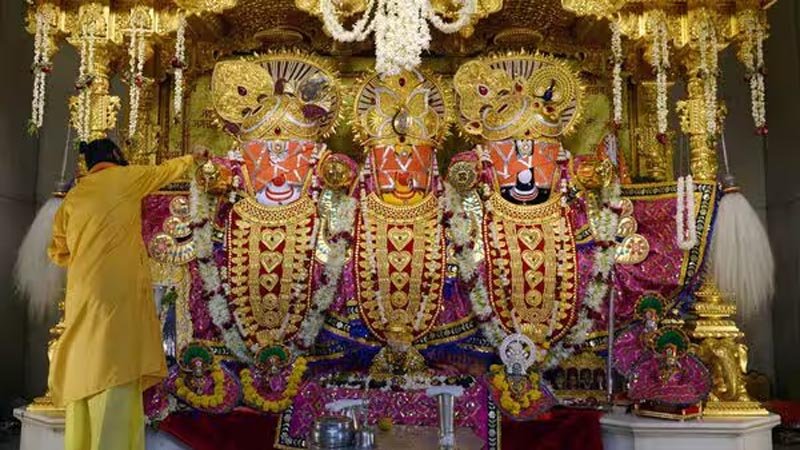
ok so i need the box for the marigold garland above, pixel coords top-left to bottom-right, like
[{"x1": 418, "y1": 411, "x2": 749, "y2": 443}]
[
  {"x1": 175, "y1": 366, "x2": 226, "y2": 409},
  {"x1": 489, "y1": 364, "x2": 542, "y2": 417},
  {"x1": 241, "y1": 357, "x2": 308, "y2": 413}
]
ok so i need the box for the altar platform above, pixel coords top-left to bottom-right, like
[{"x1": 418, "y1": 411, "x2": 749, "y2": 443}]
[{"x1": 15, "y1": 406, "x2": 780, "y2": 450}]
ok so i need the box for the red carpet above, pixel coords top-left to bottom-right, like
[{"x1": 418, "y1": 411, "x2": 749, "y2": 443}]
[{"x1": 160, "y1": 407, "x2": 603, "y2": 450}]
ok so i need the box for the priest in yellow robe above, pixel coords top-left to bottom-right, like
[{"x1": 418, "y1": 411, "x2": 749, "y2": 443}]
[{"x1": 47, "y1": 139, "x2": 201, "y2": 450}]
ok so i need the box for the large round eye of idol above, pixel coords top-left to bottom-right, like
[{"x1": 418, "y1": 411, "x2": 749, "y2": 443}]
[
  {"x1": 392, "y1": 107, "x2": 412, "y2": 136},
  {"x1": 299, "y1": 75, "x2": 329, "y2": 103}
]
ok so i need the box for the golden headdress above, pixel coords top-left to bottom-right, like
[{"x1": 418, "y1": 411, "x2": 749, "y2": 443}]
[
  {"x1": 352, "y1": 69, "x2": 453, "y2": 148},
  {"x1": 453, "y1": 53, "x2": 584, "y2": 142},
  {"x1": 211, "y1": 52, "x2": 341, "y2": 142}
]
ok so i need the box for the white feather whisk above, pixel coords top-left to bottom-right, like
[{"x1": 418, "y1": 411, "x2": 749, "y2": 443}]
[
  {"x1": 709, "y1": 134, "x2": 774, "y2": 319},
  {"x1": 13, "y1": 125, "x2": 72, "y2": 322}
]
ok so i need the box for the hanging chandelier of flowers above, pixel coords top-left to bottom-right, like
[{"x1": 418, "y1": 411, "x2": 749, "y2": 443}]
[
  {"x1": 320, "y1": 0, "x2": 476, "y2": 75},
  {"x1": 610, "y1": 18, "x2": 623, "y2": 128},
  {"x1": 75, "y1": 24, "x2": 96, "y2": 142},
  {"x1": 697, "y1": 14, "x2": 719, "y2": 137},
  {"x1": 172, "y1": 13, "x2": 187, "y2": 121},
  {"x1": 740, "y1": 12, "x2": 768, "y2": 135},
  {"x1": 676, "y1": 174, "x2": 697, "y2": 250},
  {"x1": 647, "y1": 11, "x2": 671, "y2": 144},
  {"x1": 30, "y1": 9, "x2": 54, "y2": 134},
  {"x1": 127, "y1": 15, "x2": 149, "y2": 137}
]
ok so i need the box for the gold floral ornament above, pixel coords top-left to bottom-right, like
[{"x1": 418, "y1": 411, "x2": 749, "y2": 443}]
[
  {"x1": 352, "y1": 69, "x2": 453, "y2": 148},
  {"x1": 211, "y1": 53, "x2": 342, "y2": 143},
  {"x1": 454, "y1": 53, "x2": 584, "y2": 142}
]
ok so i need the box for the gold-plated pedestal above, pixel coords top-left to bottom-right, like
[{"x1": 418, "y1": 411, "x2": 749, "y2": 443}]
[
  {"x1": 687, "y1": 280, "x2": 768, "y2": 417},
  {"x1": 28, "y1": 302, "x2": 66, "y2": 413}
]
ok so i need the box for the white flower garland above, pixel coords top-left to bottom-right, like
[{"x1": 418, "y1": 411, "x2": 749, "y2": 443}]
[
  {"x1": 190, "y1": 180, "x2": 252, "y2": 362},
  {"x1": 741, "y1": 13, "x2": 767, "y2": 133},
  {"x1": 321, "y1": 0, "x2": 475, "y2": 75},
  {"x1": 172, "y1": 13, "x2": 187, "y2": 121},
  {"x1": 30, "y1": 10, "x2": 52, "y2": 131},
  {"x1": 698, "y1": 17, "x2": 719, "y2": 136},
  {"x1": 675, "y1": 175, "x2": 697, "y2": 250},
  {"x1": 610, "y1": 19, "x2": 623, "y2": 127},
  {"x1": 298, "y1": 193, "x2": 357, "y2": 348},
  {"x1": 76, "y1": 25, "x2": 96, "y2": 142},
  {"x1": 127, "y1": 22, "x2": 147, "y2": 137},
  {"x1": 648, "y1": 12, "x2": 671, "y2": 137}
]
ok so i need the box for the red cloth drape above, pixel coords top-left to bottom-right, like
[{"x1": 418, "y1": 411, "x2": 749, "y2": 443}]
[{"x1": 160, "y1": 408, "x2": 603, "y2": 450}]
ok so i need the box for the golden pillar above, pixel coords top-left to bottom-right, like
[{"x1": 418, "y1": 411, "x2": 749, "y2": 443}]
[
  {"x1": 687, "y1": 279, "x2": 768, "y2": 417},
  {"x1": 676, "y1": 53, "x2": 719, "y2": 182}
]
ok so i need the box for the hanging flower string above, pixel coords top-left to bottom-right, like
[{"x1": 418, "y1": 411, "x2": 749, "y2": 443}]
[
  {"x1": 75, "y1": 24, "x2": 96, "y2": 142},
  {"x1": 127, "y1": 21, "x2": 148, "y2": 137},
  {"x1": 676, "y1": 174, "x2": 697, "y2": 250},
  {"x1": 698, "y1": 16, "x2": 719, "y2": 136},
  {"x1": 29, "y1": 10, "x2": 53, "y2": 133},
  {"x1": 610, "y1": 18, "x2": 623, "y2": 128},
  {"x1": 320, "y1": 0, "x2": 475, "y2": 75},
  {"x1": 172, "y1": 13, "x2": 187, "y2": 121},
  {"x1": 649, "y1": 12, "x2": 671, "y2": 144},
  {"x1": 741, "y1": 13, "x2": 768, "y2": 135}
]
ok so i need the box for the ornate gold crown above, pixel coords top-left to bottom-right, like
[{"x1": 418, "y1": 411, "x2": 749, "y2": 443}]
[
  {"x1": 453, "y1": 52, "x2": 584, "y2": 142},
  {"x1": 352, "y1": 69, "x2": 453, "y2": 148},
  {"x1": 211, "y1": 52, "x2": 341, "y2": 143}
]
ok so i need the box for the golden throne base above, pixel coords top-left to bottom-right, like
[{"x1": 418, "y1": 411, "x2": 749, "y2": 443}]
[{"x1": 703, "y1": 401, "x2": 769, "y2": 418}]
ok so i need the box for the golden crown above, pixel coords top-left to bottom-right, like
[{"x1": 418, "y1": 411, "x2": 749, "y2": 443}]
[
  {"x1": 352, "y1": 68, "x2": 454, "y2": 149},
  {"x1": 453, "y1": 52, "x2": 584, "y2": 142},
  {"x1": 211, "y1": 52, "x2": 342, "y2": 143}
]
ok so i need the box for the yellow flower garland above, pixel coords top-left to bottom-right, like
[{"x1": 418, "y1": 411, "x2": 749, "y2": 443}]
[
  {"x1": 489, "y1": 365, "x2": 542, "y2": 417},
  {"x1": 241, "y1": 357, "x2": 308, "y2": 413},
  {"x1": 175, "y1": 366, "x2": 227, "y2": 410}
]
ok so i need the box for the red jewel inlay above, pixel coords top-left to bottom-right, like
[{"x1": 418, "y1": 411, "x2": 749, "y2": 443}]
[
  {"x1": 399, "y1": 78, "x2": 406, "y2": 87},
  {"x1": 275, "y1": 128, "x2": 282, "y2": 135},
  {"x1": 478, "y1": 85, "x2": 489, "y2": 96}
]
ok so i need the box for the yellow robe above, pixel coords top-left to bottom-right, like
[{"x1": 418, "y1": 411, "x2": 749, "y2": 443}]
[{"x1": 48, "y1": 156, "x2": 194, "y2": 406}]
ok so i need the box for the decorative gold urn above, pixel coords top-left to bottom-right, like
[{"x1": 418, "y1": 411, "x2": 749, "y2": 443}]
[{"x1": 686, "y1": 279, "x2": 768, "y2": 417}]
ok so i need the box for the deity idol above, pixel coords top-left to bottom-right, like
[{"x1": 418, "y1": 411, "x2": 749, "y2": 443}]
[
  {"x1": 150, "y1": 53, "x2": 358, "y2": 415},
  {"x1": 612, "y1": 293, "x2": 667, "y2": 377},
  {"x1": 449, "y1": 54, "x2": 584, "y2": 355},
  {"x1": 314, "y1": 68, "x2": 476, "y2": 375},
  {"x1": 444, "y1": 54, "x2": 588, "y2": 417}
]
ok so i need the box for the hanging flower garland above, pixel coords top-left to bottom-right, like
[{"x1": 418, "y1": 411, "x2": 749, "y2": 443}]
[
  {"x1": 172, "y1": 13, "x2": 187, "y2": 121},
  {"x1": 675, "y1": 175, "x2": 697, "y2": 250},
  {"x1": 648, "y1": 12, "x2": 671, "y2": 143},
  {"x1": 127, "y1": 20, "x2": 148, "y2": 137},
  {"x1": 29, "y1": 10, "x2": 53, "y2": 133},
  {"x1": 697, "y1": 16, "x2": 719, "y2": 136},
  {"x1": 75, "y1": 24, "x2": 96, "y2": 142},
  {"x1": 610, "y1": 18, "x2": 624, "y2": 128},
  {"x1": 740, "y1": 13, "x2": 768, "y2": 135},
  {"x1": 320, "y1": 0, "x2": 475, "y2": 75}
]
